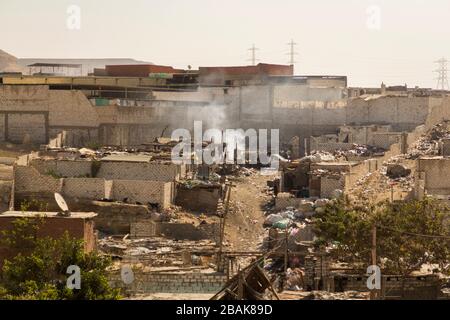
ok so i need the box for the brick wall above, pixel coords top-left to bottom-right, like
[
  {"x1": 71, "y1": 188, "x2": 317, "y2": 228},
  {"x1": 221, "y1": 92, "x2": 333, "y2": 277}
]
[
  {"x1": 0, "y1": 215, "x2": 96, "y2": 267},
  {"x1": 417, "y1": 158, "x2": 450, "y2": 195}
]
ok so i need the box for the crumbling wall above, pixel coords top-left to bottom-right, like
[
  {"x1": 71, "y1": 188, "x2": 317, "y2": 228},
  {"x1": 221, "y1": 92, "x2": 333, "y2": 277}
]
[
  {"x1": 14, "y1": 166, "x2": 62, "y2": 194},
  {"x1": 371, "y1": 132, "x2": 402, "y2": 150},
  {"x1": 175, "y1": 185, "x2": 221, "y2": 213},
  {"x1": 130, "y1": 220, "x2": 220, "y2": 241},
  {"x1": 320, "y1": 176, "x2": 345, "y2": 199}
]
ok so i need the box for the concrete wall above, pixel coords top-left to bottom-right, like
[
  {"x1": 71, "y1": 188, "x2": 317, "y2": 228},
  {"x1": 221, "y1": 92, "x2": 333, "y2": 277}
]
[
  {"x1": 1, "y1": 84, "x2": 446, "y2": 152},
  {"x1": 0, "y1": 85, "x2": 99, "y2": 146},
  {"x1": 30, "y1": 159, "x2": 93, "y2": 177},
  {"x1": 62, "y1": 178, "x2": 106, "y2": 200},
  {"x1": 14, "y1": 166, "x2": 62, "y2": 194},
  {"x1": 14, "y1": 165, "x2": 174, "y2": 209},
  {"x1": 175, "y1": 185, "x2": 221, "y2": 213},
  {"x1": 417, "y1": 158, "x2": 450, "y2": 195},
  {"x1": 111, "y1": 180, "x2": 173, "y2": 208},
  {"x1": 97, "y1": 162, "x2": 181, "y2": 182},
  {"x1": 321, "y1": 176, "x2": 345, "y2": 199},
  {"x1": 274, "y1": 84, "x2": 344, "y2": 104}
]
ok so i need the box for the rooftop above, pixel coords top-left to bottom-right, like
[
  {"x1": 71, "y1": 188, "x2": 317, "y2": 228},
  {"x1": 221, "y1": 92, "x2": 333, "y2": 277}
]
[
  {"x1": 101, "y1": 154, "x2": 152, "y2": 163},
  {"x1": 0, "y1": 211, "x2": 97, "y2": 219}
]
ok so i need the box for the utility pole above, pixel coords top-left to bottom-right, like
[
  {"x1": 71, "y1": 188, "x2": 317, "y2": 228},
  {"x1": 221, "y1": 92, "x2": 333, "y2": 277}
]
[
  {"x1": 248, "y1": 44, "x2": 259, "y2": 66},
  {"x1": 284, "y1": 229, "x2": 289, "y2": 275},
  {"x1": 370, "y1": 224, "x2": 378, "y2": 300},
  {"x1": 217, "y1": 183, "x2": 234, "y2": 271},
  {"x1": 434, "y1": 58, "x2": 449, "y2": 90},
  {"x1": 286, "y1": 39, "x2": 298, "y2": 66}
]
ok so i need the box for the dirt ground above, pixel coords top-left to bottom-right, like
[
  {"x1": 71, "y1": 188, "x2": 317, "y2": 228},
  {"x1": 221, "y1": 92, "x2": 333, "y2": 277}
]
[{"x1": 223, "y1": 172, "x2": 273, "y2": 252}]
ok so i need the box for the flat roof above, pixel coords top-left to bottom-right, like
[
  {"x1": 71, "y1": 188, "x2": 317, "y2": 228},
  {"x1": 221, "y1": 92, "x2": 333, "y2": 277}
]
[
  {"x1": 28, "y1": 63, "x2": 82, "y2": 68},
  {"x1": 0, "y1": 211, "x2": 97, "y2": 219},
  {"x1": 314, "y1": 161, "x2": 360, "y2": 166},
  {"x1": 101, "y1": 154, "x2": 152, "y2": 163}
]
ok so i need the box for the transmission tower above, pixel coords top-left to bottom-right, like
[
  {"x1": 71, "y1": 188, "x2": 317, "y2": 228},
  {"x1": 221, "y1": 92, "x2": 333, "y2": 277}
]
[
  {"x1": 434, "y1": 58, "x2": 449, "y2": 90},
  {"x1": 248, "y1": 44, "x2": 259, "y2": 66},
  {"x1": 287, "y1": 39, "x2": 298, "y2": 65}
]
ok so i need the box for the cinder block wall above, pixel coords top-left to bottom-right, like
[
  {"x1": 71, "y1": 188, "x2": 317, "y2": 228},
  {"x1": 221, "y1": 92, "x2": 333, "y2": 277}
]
[
  {"x1": 14, "y1": 166, "x2": 62, "y2": 194},
  {"x1": 109, "y1": 271, "x2": 227, "y2": 294},
  {"x1": 111, "y1": 180, "x2": 173, "y2": 208},
  {"x1": 62, "y1": 178, "x2": 106, "y2": 199},
  {"x1": 97, "y1": 162, "x2": 181, "y2": 182},
  {"x1": 14, "y1": 166, "x2": 174, "y2": 209}
]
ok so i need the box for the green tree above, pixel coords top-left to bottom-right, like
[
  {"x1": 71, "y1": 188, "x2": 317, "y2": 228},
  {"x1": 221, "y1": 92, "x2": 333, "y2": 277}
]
[
  {"x1": 313, "y1": 198, "x2": 450, "y2": 276},
  {"x1": 0, "y1": 218, "x2": 121, "y2": 300}
]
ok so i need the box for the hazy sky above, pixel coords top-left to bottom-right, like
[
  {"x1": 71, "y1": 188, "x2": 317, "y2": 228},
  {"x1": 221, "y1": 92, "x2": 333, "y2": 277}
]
[{"x1": 1, "y1": 0, "x2": 449, "y2": 87}]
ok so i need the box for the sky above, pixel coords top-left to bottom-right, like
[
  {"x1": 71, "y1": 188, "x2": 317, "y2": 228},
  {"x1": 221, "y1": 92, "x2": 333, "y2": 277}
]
[{"x1": 1, "y1": 0, "x2": 449, "y2": 88}]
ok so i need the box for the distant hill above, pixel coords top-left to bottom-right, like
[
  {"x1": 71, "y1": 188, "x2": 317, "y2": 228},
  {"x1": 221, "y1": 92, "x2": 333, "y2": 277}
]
[{"x1": 0, "y1": 49, "x2": 26, "y2": 73}]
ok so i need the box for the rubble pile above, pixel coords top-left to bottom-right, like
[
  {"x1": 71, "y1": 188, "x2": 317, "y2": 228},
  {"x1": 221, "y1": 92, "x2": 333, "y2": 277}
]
[
  {"x1": 386, "y1": 163, "x2": 411, "y2": 179},
  {"x1": 297, "y1": 291, "x2": 369, "y2": 300},
  {"x1": 407, "y1": 121, "x2": 450, "y2": 159},
  {"x1": 334, "y1": 144, "x2": 386, "y2": 159},
  {"x1": 99, "y1": 236, "x2": 218, "y2": 268}
]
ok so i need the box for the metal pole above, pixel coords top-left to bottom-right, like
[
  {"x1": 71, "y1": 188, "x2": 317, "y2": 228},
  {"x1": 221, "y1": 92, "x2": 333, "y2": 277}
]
[
  {"x1": 284, "y1": 229, "x2": 289, "y2": 275},
  {"x1": 370, "y1": 224, "x2": 378, "y2": 300},
  {"x1": 217, "y1": 183, "x2": 233, "y2": 271}
]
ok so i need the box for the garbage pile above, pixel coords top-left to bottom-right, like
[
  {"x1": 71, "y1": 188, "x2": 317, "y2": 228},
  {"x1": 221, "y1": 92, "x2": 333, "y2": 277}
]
[
  {"x1": 264, "y1": 198, "x2": 330, "y2": 229},
  {"x1": 305, "y1": 152, "x2": 336, "y2": 163},
  {"x1": 407, "y1": 121, "x2": 450, "y2": 159},
  {"x1": 344, "y1": 144, "x2": 386, "y2": 157}
]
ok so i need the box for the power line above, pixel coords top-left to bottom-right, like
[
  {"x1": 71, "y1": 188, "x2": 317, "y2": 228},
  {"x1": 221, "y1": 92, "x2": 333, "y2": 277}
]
[
  {"x1": 434, "y1": 57, "x2": 449, "y2": 90},
  {"x1": 377, "y1": 224, "x2": 450, "y2": 240},
  {"x1": 248, "y1": 44, "x2": 259, "y2": 66},
  {"x1": 286, "y1": 39, "x2": 298, "y2": 65}
]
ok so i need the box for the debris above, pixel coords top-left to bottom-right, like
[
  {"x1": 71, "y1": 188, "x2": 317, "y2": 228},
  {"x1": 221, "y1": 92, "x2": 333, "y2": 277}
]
[{"x1": 386, "y1": 163, "x2": 411, "y2": 179}]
